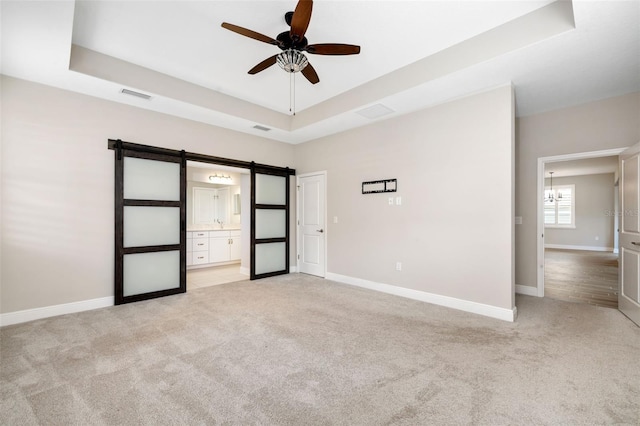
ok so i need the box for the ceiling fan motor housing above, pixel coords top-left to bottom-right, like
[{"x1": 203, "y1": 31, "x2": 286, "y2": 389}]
[{"x1": 276, "y1": 31, "x2": 308, "y2": 50}]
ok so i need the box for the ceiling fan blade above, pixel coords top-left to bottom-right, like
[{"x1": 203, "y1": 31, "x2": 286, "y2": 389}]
[
  {"x1": 221, "y1": 22, "x2": 279, "y2": 46},
  {"x1": 305, "y1": 44, "x2": 361, "y2": 55},
  {"x1": 301, "y1": 62, "x2": 319, "y2": 84},
  {"x1": 290, "y1": 0, "x2": 313, "y2": 41},
  {"x1": 248, "y1": 55, "x2": 279, "y2": 74}
]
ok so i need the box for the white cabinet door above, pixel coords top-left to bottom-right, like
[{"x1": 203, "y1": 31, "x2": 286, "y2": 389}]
[
  {"x1": 193, "y1": 188, "x2": 216, "y2": 225},
  {"x1": 216, "y1": 187, "x2": 230, "y2": 226},
  {"x1": 209, "y1": 237, "x2": 230, "y2": 263},
  {"x1": 229, "y1": 236, "x2": 241, "y2": 261}
]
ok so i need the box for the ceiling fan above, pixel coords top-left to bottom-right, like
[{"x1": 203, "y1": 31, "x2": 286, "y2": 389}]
[{"x1": 221, "y1": 0, "x2": 360, "y2": 85}]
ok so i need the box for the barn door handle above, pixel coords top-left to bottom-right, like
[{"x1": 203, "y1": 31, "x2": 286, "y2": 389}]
[{"x1": 316, "y1": 229, "x2": 324, "y2": 233}]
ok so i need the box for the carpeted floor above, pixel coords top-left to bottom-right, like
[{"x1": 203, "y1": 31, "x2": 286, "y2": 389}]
[{"x1": 1, "y1": 274, "x2": 639, "y2": 425}]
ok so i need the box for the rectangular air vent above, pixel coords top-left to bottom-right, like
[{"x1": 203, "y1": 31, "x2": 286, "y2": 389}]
[
  {"x1": 253, "y1": 125, "x2": 271, "y2": 131},
  {"x1": 356, "y1": 104, "x2": 394, "y2": 120},
  {"x1": 120, "y1": 88, "x2": 152, "y2": 100}
]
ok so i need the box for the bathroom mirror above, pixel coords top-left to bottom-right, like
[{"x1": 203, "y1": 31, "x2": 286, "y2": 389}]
[{"x1": 233, "y1": 193, "x2": 241, "y2": 215}]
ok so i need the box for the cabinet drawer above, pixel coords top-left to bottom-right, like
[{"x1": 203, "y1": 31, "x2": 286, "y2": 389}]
[
  {"x1": 192, "y1": 231, "x2": 209, "y2": 238},
  {"x1": 229, "y1": 230, "x2": 241, "y2": 237},
  {"x1": 192, "y1": 251, "x2": 209, "y2": 264},
  {"x1": 192, "y1": 238, "x2": 209, "y2": 251}
]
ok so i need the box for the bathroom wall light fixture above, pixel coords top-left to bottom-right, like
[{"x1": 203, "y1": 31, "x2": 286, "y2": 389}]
[{"x1": 209, "y1": 174, "x2": 232, "y2": 183}]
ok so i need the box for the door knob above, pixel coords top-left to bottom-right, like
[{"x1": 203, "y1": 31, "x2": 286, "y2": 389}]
[
  {"x1": 632, "y1": 242, "x2": 640, "y2": 246},
  {"x1": 316, "y1": 229, "x2": 324, "y2": 233}
]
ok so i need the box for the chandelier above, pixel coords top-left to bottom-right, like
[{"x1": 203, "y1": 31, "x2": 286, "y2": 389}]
[{"x1": 545, "y1": 171, "x2": 563, "y2": 203}]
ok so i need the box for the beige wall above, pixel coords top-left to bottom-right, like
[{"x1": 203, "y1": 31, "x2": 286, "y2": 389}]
[
  {"x1": 544, "y1": 173, "x2": 615, "y2": 249},
  {"x1": 0, "y1": 76, "x2": 295, "y2": 314},
  {"x1": 295, "y1": 85, "x2": 515, "y2": 310},
  {"x1": 515, "y1": 92, "x2": 640, "y2": 289}
]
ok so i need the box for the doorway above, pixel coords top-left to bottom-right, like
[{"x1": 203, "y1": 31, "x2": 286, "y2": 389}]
[
  {"x1": 186, "y1": 161, "x2": 250, "y2": 289},
  {"x1": 537, "y1": 149, "x2": 625, "y2": 308}
]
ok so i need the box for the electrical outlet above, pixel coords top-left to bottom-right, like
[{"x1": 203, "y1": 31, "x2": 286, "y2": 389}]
[
  {"x1": 595, "y1": 236, "x2": 599, "y2": 241},
  {"x1": 396, "y1": 196, "x2": 402, "y2": 205},
  {"x1": 388, "y1": 197, "x2": 394, "y2": 205},
  {"x1": 396, "y1": 262, "x2": 402, "y2": 271},
  {"x1": 333, "y1": 216, "x2": 338, "y2": 224}
]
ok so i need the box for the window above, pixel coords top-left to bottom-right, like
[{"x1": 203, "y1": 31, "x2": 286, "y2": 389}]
[{"x1": 544, "y1": 184, "x2": 575, "y2": 227}]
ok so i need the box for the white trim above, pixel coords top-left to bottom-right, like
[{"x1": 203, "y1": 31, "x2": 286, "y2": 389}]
[
  {"x1": 240, "y1": 266, "x2": 250, "y2": 276},
  {"x1": 290, "y1": 266, "x2": 297, "y2": 273},
  {"x1": 326, "y1": 272, "x2": 516, "y2": 322},
  {"x1": 545, "y1": 244, "x2": 614, "y2": 252},
  {"x1": 296, "y1": 171, "x2": 328, "y2": 278},
  {"x1": 515, "y1": 284, "x2": 539, "y2": 297},
  {"x1": 537, "y1": 148, "x2": 627, "y2": 299},
  {"x1": 0, "y1": 297, "x2": 114, "y2": 327}
]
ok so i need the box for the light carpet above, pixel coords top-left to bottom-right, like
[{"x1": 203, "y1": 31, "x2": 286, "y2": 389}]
[{"x1": 1, "y1": 273, "x2": 639, "y2": 425}]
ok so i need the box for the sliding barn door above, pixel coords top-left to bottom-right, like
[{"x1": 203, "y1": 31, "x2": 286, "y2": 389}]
[
  {"x1": 251, "y1": 166, "x2": 290, "y2": 279},
  {"x1": 114, "y1": 143, "x2": 186, "y2": 304}
]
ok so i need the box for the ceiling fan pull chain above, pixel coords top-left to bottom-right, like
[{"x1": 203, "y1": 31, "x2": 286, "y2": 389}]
[
  {"x1": 289, "y1": 71, "x2": 293, "y2": 114},
  {"x1": 293, "y1": 71, "x2": 296, "y2": 116}
]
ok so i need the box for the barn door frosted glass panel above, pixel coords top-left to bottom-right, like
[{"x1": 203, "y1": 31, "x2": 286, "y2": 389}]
[
  {"x1": 114, "y1": 144, "x2": 186, "y2": 305},
  {"x1": 255, "y1": 209, "x2": 286, "y2": 239},
  {"x1": 124, "y1": 157, "x2": 180, "y2": 201},
  {"x1": 255, "y1": 242, "x2": 286, "y2": 275},
  {"x1": 123, "y1": 206, "x2": 180, "y2": 248},
  {"x1": 123, "y1": 251, "x2": 180, "y2": 297},
  {"x1": 256, "y1": 174, "x2": 286, "y2": 205},
  {"x1": 252, "y1": 171, "x2": 289, "y2": 279}
]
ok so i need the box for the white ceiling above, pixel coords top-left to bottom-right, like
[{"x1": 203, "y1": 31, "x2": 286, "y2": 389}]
[{"x1": 2, "y1": 1, "x2": 639, "y2": 144}]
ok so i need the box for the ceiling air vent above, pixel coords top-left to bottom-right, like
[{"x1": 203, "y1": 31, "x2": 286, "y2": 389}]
[
  {"x1": 253, "y1": 125, "x2": 271, "y2": 132},
  {"x1": 120, "y1": 88, "x2": 152, "y2": 100},
  {"x1": 356, "y1": 104, "x2": 394, "y2": 120}
]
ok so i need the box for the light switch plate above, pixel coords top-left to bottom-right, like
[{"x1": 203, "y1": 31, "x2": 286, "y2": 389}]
[
  {"x1": 515, "y1": 216, "x2": 523, "y2": 225},
  {"x1": 333, "y1": 216, "x2": 338, "y2": 224},
  {"x1": 388, "y1": 197, "x2": 394, "y2": 205},
  {"x1": 396, "y1": 196, "x2": 402, "y2": 205}
]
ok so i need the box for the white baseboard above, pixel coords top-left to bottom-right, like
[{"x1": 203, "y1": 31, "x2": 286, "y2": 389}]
[
  {"x1": 290, "y1": 266, "x2": 297, "y2": 273},
  {"x1": 515, "y1": 284, "x2": 539, "y2": 297},
  {"x1": 325, "y1": 273, "x2": 516, "y2": 322},
  {"x1": 0, "y1": 296, "x2": 114, "y2": 327},
  {"x1": 545, "y1": 244, "x2": 614, "y2": 252}
]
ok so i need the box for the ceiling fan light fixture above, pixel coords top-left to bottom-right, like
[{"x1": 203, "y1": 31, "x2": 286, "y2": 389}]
[{"x1": 276, "y1": 49, "x2": 308, "y2": 73}]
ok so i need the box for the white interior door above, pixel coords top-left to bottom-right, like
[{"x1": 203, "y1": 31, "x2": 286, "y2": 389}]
[
  {"x1": 619, "y1": 142, "x2": 640, "y2": 326},
  {"x1": 298, "y1": 173, "x2": 326, "y2": 277}
]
